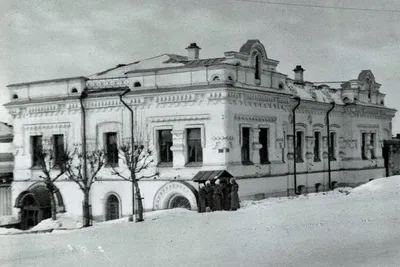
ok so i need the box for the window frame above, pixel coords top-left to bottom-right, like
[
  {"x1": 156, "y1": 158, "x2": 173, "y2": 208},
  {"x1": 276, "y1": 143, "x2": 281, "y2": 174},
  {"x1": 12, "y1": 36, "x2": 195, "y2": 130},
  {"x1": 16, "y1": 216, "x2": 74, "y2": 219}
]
[
  {"x1": 295, "y1": 131, "x2": 304, "y2": 163},
  {"x1": 313, "y1": 131, "x2": 321, "y2": 162},
  {"x1": 241, "y1": 126, "x2": 252, "y2": 164},
  {"x1": 259, "y1": 127, "x2": 270, "y2": 164},
  {"x1": 361, "y1": 132, "x2": 368, "y2": 160},
  {"x1": 186, "y1": 128, "x2": 203, "y2": 165},
  {"x1": 52, "y1": 134, "x2": 65, "y2": 169},
  {"x1": 157, "y1": 129, "x2": 173, "y2": 166},
  {"x1": 30, "y1": 135, "x2": 43, "y2": 168},
  {"x1": 329, "y1": 131, "x2": 337, "y2": 161},
  {"x1": 104, "y1": 132, "x2": 119, "y2": 167},
  {"x1": 370, "y1": 133, "x2": 376, "y2": 159}
]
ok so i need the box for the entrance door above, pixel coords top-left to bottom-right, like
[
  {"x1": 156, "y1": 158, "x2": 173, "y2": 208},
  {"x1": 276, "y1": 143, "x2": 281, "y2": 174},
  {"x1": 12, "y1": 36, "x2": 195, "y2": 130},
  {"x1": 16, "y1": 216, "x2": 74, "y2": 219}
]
[
  {"x1": 106, "y1": 195, "x2": 120, "y2": 221},
  {"x1": 20, "y1": 194, "x2": 40, "y2": 230}
]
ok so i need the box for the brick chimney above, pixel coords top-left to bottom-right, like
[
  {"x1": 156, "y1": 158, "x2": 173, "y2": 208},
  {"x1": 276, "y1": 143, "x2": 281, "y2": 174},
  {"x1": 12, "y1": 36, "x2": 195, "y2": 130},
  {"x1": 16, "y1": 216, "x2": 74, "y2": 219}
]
[
  {"x1": 293, "y1": 65, "x2": 305, "y2": 84},
  {"x1": 186, "y1": 43, "x2": 201, "y2": 60}
]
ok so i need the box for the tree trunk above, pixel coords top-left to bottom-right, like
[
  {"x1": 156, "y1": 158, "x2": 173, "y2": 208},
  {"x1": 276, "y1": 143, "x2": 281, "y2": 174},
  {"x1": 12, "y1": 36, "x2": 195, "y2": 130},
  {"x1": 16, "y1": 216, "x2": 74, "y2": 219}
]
[
  {"x1": 49, "y1": 190, "x2": 57, "y2": 221},
  {"x1": 83, "y1": 190, "x2": 91, "y2": 227},
  {"x1": 135, "y1": 182, "x2": 144, "y2": 222}
]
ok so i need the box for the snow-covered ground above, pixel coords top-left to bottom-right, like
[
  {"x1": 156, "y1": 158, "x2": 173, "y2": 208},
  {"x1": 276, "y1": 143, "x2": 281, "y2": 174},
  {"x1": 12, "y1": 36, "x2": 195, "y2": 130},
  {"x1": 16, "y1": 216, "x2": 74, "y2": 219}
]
[{"x1": 1, "y1": 176, "x2": 400, "y2": 267}]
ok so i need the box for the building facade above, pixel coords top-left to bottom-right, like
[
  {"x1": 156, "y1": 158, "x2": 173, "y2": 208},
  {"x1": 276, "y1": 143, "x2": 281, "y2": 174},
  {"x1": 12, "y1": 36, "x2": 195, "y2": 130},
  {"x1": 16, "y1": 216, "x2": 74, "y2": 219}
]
[
  {"x1": 4, "y1": 40, "x2": 396, "y2": 225},
  {"x1": 0, "y1": 122, "x2": 13, "y2": 219}
]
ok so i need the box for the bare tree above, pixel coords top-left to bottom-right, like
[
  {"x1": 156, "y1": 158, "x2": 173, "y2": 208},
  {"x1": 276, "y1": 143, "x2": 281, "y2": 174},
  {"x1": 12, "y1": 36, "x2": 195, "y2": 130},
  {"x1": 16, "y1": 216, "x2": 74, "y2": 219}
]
[
  {"x1": 36, "y1": 148, "x2": 71, "y2": 221},
  {"x1": 111, "y1": 143, "x2": 159, "y2": 222},
  {"x1": 65, "y1": 150, "x2": 106, "y2": 227}
]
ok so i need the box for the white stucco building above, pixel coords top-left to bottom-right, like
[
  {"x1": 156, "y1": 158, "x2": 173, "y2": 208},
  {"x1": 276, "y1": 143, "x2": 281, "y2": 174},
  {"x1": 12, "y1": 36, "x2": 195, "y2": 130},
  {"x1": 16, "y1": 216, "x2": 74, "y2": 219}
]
[{"x1": 4, "y1": 40, "x2": 396, "y2": 227}]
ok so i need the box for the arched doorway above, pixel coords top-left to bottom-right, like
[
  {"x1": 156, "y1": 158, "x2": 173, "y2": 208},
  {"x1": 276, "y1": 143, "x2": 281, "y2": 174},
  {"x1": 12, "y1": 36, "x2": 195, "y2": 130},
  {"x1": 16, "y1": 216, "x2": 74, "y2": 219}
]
[
  {"x1": 105, "y1": 194, "x2": 120, "y2": 221},
  {"x1": 16, "y1": 190, "x2": 52, "y2": 230},
  {"x1": 153, "y1": 181, "x2": 198, "y2": 211},
  {"x1": 168, "y1": 194, "x2": 191, "y2": 210}
]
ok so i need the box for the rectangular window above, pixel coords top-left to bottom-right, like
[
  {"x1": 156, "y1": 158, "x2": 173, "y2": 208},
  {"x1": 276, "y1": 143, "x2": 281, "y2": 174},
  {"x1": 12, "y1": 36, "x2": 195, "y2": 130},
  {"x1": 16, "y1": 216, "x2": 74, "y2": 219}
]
[
  {"x1": 329, "y1": 132, "x2": 337, "y2": 161},
  {"x1": 314, "y1": 132, "x2": 321, "y2": 162},
  {"x1": 158, "y1": 130, "x2": 173, "y2": 165},
  {"x1": 370, "y1": 133, "x2": 376, "y2": 159},
  {"x1": 282, "y1": 131, "x2": 286, "y2": 163},
  {"x1": 241, "y1": 127, "x2": 251, "y2": 163},
  {"x1": 187, "y1": 128, "x2": 202, "y2": 163},
  {"x1": 295, "y1": 131, "x2": 304, "y2": 162},
  {"x1": 52, "y1": 134, "x2": 65, "y2": 168},
  {"x1": 259, "y1": 128, "x2": 270, "y2": 164},
  {"x1": 362, "y1": 133, "x2": 367, "y2": 159},
  {"x1": 31, "y1": 135, "x2": 43, "y2": 167},
  {"x1": 105, "y1": 132, "x2": 118, "y2": 166}
]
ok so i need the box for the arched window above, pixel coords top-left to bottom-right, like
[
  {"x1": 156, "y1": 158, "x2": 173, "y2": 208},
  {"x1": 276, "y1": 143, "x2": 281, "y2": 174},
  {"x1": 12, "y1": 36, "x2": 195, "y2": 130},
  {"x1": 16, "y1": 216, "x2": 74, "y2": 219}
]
[
  {"x1": 71, "y1": 88, "x2": 78, "y2": 93},
  {"x1": 12, "y1": 94, "x2": 18, "y2": 99},
  {"x1": 134, "y1": 82, "x2": 141, "y2": 88},
  {"x1": 105, "y1": 194, "x2": 120, "y2": 221},
  {"x1": 278, "y1": 83, "x2": 284, "y2": 89},
  {"x1": 212, "y1": 76, "x2": 220, "y2": 81},
  {"x1": 255, "y1": 54, "x2": 261, "y2": 80}
]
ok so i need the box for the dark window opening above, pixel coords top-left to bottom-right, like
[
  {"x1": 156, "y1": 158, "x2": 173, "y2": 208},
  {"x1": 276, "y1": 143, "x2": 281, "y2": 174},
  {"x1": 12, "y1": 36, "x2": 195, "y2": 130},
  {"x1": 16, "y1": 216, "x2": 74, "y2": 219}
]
[
  {"x1": 259, "y1": 128, "x2": 270, "y2": 164},
  {"x1": 314, "y1": 132, "x2": 321, "y2": 162},
  {"x1": 134, "y1": 82, "x2": 141, "y2": 87},
  {"x1": 105, "y1": 132, "x2": 118, "y2": 166},
  {"x1": 329, "y1": 132, "x2": 337, "y2": 161},
  {"x1": 187, "y1": 128, "x2": 202, "y2": 163},
  {"x1": 278, "y1": 83, "x2": 284, "y2": 89},
  {"x1": 212, "y1": 76, "x2": 220, "y2": 81},
  {"x1": 255, "y1": 55, "x2": 261, "y2": 80},
  {"x1": 362, "y1": 133, "x2": 367, "y2": 160},
  {"x1": 31, "y1": 136, "x2": 43, "y2": 168},
  {"x1": 158, "y1": 130, "x2": 173, "y2": 165},
  {"x1": 52, "y1": 134, "x2": 65, "y2": 168},
  {"x1": 370, "y1": 133, "x2": 376, "y2": 159},
  {"x1": 12, "y1": 94, "x2": 18, "y2": 99},
  {"x1": 282, "y1": 131, "x2": 286, "y2": 163},
  {"x1": 71, "y1": 88, "x2": 78, "y2": 93},
  {"x1": 295, "y1": 131, "x2": 304, "y2": 162},
  {"x1": 241, "y1": 127, "x2": 251, "y2": 164},
  {"x1": 228, "y1": 76, "x2": 233, "y2": 81}
]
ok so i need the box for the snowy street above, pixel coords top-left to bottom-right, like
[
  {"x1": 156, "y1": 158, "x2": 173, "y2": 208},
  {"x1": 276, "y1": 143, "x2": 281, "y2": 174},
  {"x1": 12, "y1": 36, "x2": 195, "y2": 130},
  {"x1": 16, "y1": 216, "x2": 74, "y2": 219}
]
[{"x1": 1, "y1": 176, "x2": 400, "y2": 267}]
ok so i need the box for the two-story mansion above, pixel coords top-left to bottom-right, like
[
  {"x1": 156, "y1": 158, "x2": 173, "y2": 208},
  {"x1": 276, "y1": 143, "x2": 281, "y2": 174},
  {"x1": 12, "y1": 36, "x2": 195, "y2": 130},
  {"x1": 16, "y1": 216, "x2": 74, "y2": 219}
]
[{"x1": 5, "y1": 40, "x2": 396, "y2": 225}]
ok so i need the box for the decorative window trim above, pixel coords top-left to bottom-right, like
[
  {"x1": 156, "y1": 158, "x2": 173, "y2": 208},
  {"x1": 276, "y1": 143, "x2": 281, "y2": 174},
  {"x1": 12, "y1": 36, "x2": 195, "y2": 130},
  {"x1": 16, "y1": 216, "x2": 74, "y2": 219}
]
[
  {"x1": 96, "y1": 121, "x2": 123, "y2": 149},
  {"x1": 184, "y1": 124, "x2": 206, "y2": 148},
  {"x1": 239, "y1": 123, "x2": 252, "y2": 146},
  {"x1": 153, "y1": 126, "x2": 174, "y2": 166},
  {"x1": 148, "y1": 114, "x2": 211, "y2": 123}
]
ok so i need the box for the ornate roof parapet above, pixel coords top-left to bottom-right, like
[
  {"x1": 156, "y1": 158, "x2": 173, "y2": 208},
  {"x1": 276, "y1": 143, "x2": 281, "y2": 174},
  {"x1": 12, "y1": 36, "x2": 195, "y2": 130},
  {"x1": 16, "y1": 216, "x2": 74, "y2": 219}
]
[{"x1": 86, "y1": 77, "x2": 129, "y2": 90}]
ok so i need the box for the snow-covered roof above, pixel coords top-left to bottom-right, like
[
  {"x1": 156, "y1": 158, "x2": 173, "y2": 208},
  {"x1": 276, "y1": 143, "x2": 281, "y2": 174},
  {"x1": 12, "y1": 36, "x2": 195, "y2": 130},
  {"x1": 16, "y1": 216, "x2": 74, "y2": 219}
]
[
  {"x1": 288, "y1": 83, "x2": 344, "y2": 105},
  {"x1": 89, "y1": 54, "x2": 189, "y2": 79}
]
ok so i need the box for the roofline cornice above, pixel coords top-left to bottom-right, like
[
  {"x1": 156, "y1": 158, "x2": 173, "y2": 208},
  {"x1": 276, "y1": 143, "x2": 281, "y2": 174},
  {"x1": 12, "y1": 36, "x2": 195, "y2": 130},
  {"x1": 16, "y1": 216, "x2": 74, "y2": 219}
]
[{"x1": 7, "y1": 76, "x2": 89, "y2": 88}]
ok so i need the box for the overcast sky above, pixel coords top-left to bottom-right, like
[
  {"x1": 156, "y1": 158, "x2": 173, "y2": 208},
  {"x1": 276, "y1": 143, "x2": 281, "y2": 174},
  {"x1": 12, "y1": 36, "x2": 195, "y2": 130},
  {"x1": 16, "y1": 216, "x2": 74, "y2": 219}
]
[{"x1": 0, "y1": 0, "x2": 399, "y2": 132}]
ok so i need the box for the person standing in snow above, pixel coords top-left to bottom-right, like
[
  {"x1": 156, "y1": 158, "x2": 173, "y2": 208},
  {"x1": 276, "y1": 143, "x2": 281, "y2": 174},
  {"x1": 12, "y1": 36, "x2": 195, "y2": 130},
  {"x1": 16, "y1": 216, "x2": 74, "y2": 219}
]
[
  {"x1": 229, "y1": 178, "x2": 240, "y2": 211},
  {"x1": 221, "y1": 179, "x2": 231, "y2": 211},
  {"x1": 205, "y1": 180, "x2": 215, "y2": 212},
  {"x1": 198, "y1": 183, "x2": 207, "y2": 213},
  {"x1": 213, "y1": 179, "x2": 223, "y2": 211}
]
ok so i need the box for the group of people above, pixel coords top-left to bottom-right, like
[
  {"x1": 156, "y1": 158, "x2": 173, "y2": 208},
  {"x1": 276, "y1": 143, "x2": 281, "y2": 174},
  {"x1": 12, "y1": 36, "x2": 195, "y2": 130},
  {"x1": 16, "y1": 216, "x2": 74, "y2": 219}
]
[{"x1": 198, "y1": 177, "x2": 240, "y2": 212}]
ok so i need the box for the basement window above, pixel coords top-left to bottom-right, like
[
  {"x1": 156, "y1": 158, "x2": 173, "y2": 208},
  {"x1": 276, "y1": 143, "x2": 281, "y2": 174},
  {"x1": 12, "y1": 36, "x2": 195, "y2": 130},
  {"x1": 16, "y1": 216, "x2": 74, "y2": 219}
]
[{"x1": 134, "y1": 82, "x2": 142, "y2": 87}]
